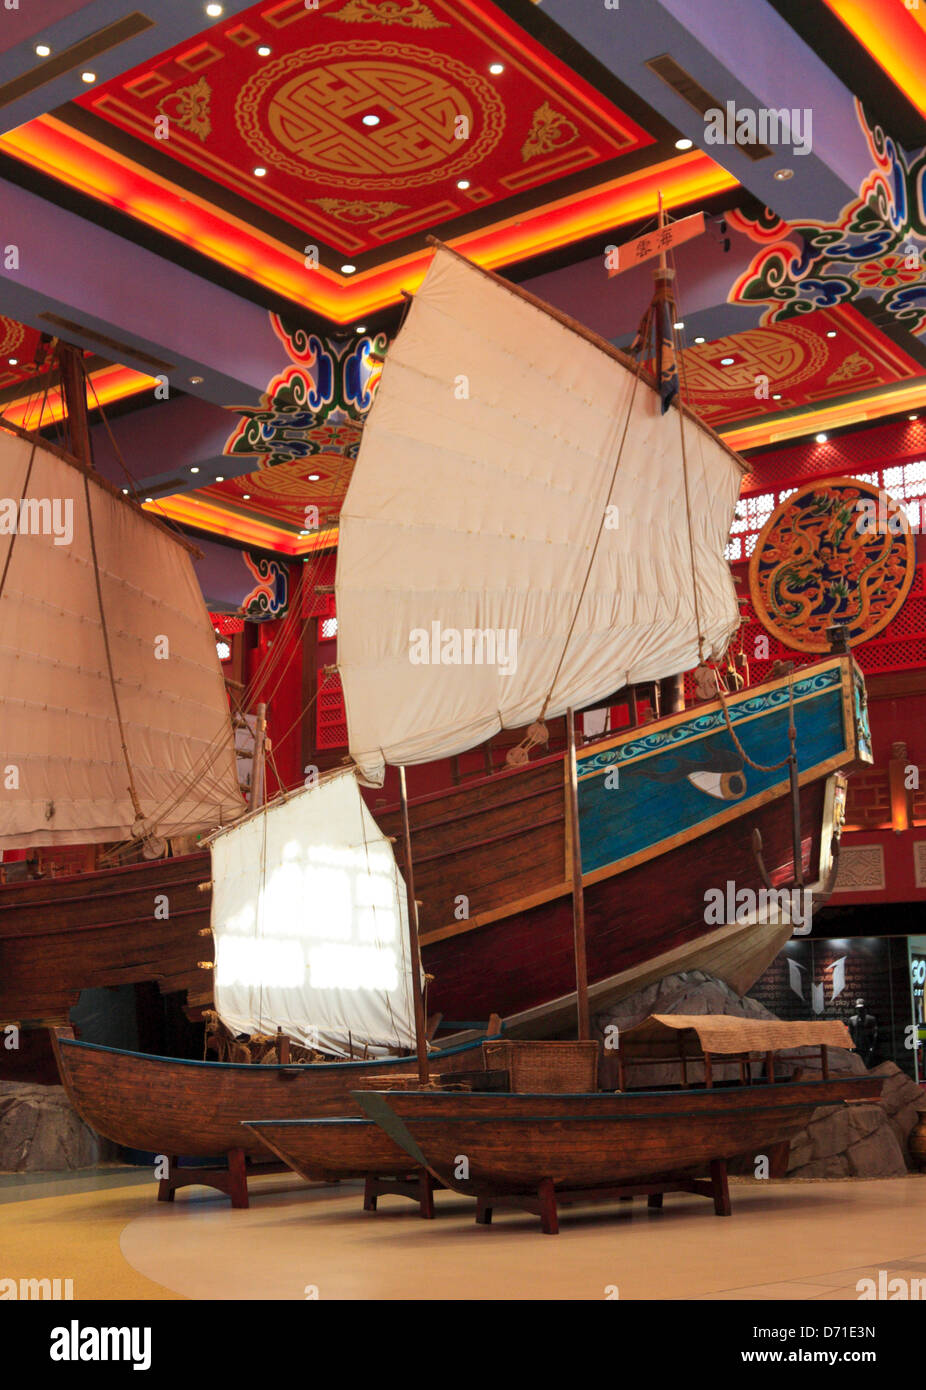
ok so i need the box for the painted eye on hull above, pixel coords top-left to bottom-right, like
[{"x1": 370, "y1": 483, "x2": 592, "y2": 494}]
[{"x1": 687, "y1": 769, "x2": 747, "y2": 800}]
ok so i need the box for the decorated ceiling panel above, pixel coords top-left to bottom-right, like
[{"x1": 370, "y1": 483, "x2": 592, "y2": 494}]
[{"x1": 75, "y1": 0, "x2": 654, "y2": 256}]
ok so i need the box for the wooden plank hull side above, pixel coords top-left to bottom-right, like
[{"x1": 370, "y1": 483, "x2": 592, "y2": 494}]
[
  {"x1": 422, "y1": 778, "x2": 827, "y2": 1022},
  {"x1": 357, "y1": 1077, "x2": 883, "y2": 1194},
  {"x1": 0, "y1": 853, "x2": 213, "y2": 1022},
  {"x1": 51, "y1": 1035, "x2": 491, "y2": 1159},
  {"x1": 245, "y1": 1118, "x2": 411, "y2": 1180}
]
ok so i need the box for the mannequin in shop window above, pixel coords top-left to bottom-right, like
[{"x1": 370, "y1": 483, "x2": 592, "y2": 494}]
[{"x1": 848, "y1": 997, "x2": 879, "y2": 1068}]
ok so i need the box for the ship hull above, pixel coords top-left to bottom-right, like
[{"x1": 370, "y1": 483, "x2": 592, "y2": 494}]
[{"x1": 244, "y1": 1117, "x2": 411, "y2": 1181}]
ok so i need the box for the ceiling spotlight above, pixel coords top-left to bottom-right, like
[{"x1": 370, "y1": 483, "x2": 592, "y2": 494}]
[
  {"x1": 675, "y1": 137, "x2": 693, "y2": 150},
  {"x1": 145, "y1": 497, "x2": 153, "y2": 504},
  {"x1": 81, "y1": 71, "x2": 96, "y2": 84},
  {"x1": 257, "y1": 45, "x2": 271, "y2": 56},
  {"x1": 909, "y1": 414, "x2": 919, "y2": 421},
  {"x1": 489, "y1": 62, "x2": 505, "y2": 75},
  {"x1": 720, "y1": 356, "x2": 735, "y2": 366},
  {"x1": 215, "y1": 475, "x2": 225, "y2": 482},
  {"x1": 122, "y1": 488, "x2": 129, "y2": 494},
  {"x1": 772, "y1": 393, "x2": 782, "y2": 400},
  {"x1": 355, "y1": 325, "x2": 366, "y2": 333},
  {"x1": 308, "y1": 473, "x2": 321, "y2": 481},
  {"x1": 341, "y1": 263, "x2": 357, "y2": 274},
  {"x1": 815, "y1": 433, "x2": 828, "y2": 443},
  {"x1": 8, "y1": 357, "x2": 17, "y2": 365},
  {"x1": 242, "y1": 493, "x2": 251, "y2": 499},
  {"x1": 774, "y1": 168, "x2": 793, "y2": 181},
  {"x1": 35, "y1": 44, "x2": 51, "y2": 57},
  {"x1": 826, "y1": 330, "x2": 837, "y2": 338},
  {"x1": 694, "y1": 336, "x2": 705, "y2": 344},
  {"x1": 190, "y1": 466, "x2": 200, "y2": 473},
  {"x1": 299, "y1": 529, "x2": 309, "y2": 536},
  {"x1": 189, "y1": 375, "x2": 203, "y2": 384},
  {"x1": 362, "y1": 113, "x2": 380, "y2": 127},
  {"x1": 457, "y1": 179, "x2": 471, "y2": 190},
  {"x1": 253, "y1": 166, "x2": 267, "y2": 177},
  {"x1": 206, "y1": 3, "x2": 224, "y2": 15},
  {"x1": 673, "y1": 320, "x2": 685, "y2": 330}
]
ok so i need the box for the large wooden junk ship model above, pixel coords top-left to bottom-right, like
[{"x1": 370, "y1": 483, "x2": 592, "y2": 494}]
[{"x1": 6, "y1": 232, "x2": 871, "y2": 1204}]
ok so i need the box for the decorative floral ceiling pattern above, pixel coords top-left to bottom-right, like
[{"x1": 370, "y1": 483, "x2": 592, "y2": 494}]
[{"x1": 76, "y1": 0, "x2": 653, "y2": 255}]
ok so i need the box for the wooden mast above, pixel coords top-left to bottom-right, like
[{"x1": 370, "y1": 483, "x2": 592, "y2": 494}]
[
  {"x1": 565, "y1": 708, "x2": 591, "y2": 1041},
  {"x1": 57, "y1": 341, "x2": 93, "y2": 467},
  {"x1": 250, "y1": 702, "x2": 268, "y2": 811},
  {"x1": 399, "y1": 766, "x2": 431, "y2": 1084}
]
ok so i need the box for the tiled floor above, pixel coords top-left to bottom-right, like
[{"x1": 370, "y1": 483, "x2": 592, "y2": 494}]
[{"x1": 1, "y1": 1170, "x2": 925, "y2": 1300}]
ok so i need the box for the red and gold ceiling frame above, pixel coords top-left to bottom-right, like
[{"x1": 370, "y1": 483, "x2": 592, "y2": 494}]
[
  {"x1": 144, "y1": 489, "x2": 339, "y2": 556},
  {"x1": 0, "y1": 112, "x2": 737, "y2": 321},
  {"x1": 1, "y1": 362, "x2": 155, "y2": 429}
]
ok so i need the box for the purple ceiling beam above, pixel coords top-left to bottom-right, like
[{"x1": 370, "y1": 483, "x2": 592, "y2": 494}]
[
  {"x1": 543, "y1": 0, "x2": 876, "y2": 222},
  {"x1": 0, "y1": 175, "x2": 285, "y2": 405}
]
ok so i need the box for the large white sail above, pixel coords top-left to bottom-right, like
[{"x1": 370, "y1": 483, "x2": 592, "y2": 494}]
[
  {"x1": 336, "y1": 246, "x2": 744, "y2": 785},
  {"x1": 0, "y1": 425, "x2": 243, "y2": 846},
  {"x1": 210, "y1": 769, "x2": 418, "y2": 1057}
]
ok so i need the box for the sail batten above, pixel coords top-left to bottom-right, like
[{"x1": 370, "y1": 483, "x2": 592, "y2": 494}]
[
  {"x1": 0, "y1": 428, "x2": 243, "y2": 847},
  {"x1": 337, "y1": 246, "x2": 743, "y2": 784}
]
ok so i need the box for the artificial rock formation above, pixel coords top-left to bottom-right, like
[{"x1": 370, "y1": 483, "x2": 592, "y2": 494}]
[
  {"x1": 0, "y1": 1080, "x2": 111, "y2": 1172},
  {"x1": 593, "y1": 969, "x2": 921, "y2": 1179}
]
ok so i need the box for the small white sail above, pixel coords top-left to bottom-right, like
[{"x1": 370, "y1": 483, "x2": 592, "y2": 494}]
[
  {"x1": 337, "y1": 245, "x2": 744, "y2": 784},
  {"x1": 0, "y1": 426, "x2": 242, "y2": 846},
  {"x1": 210, "y1": 769, "x2": 419, "y2": 1057}
]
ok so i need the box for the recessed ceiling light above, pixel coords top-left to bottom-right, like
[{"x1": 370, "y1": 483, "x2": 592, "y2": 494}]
[
  {"x1": 772, "y1": 393, "x2": 782, "y2": 400},
  {"x1": 341, "y1": 263, "x2": 357, "y2": 274},
  {"x1": 457, "y1": 179, "x2": 471, "y2": 190},
  {"x1": 774, "y1": 168, "x2": 793, "y2": 181},
  {"x1": 35, "y1": 44, "x2": 51, "y2": 57},
  {"x1": 673, "y1": 320, "x2": 685, "y2": 330},
  {"x1": 826, "y1": 330, "x2": 837, "y2": 338},
  {"x1": 308, "y1": 473, "x2": 320, "y2": 481},
  {"x1": 720, "y1": 357, "x2": 735, "y2": 366},
  {"x1": 253, "y1": 166, "x2": 267, "y2": 177},
  {"x1": 299, "y1": 529, "x2": 309, "y2": 536},
  {"x1": 675, "y1": 137, "x2": 693, "y2": 150},
  {"x1": 242, "y1": 493, "x2": 251, "y2": 499},
  {"x1": 122, "y1": 488, "x2": 129, "y2": 494},
  {"x1": 206, "y1": 3, "x2": 223, "y2": 15},
  {"x1": 145, "y1": 497, "x2": 153, "y2": 504},
  {"x1": 81, "y1": 71, "x2": 96, "y2": 84},
  {"x1": 8, "y1": 357, "x2": 17, "y2": 365},
  {"x1": 190, "y1": 466, "x2": 200, "y2": 473},
  {"x1": 362, "y1": 113, "x2": 380, "y2": 127},
  {"x1": 489, "y1": 62, "x2": 504, "y2": 75},
  {"x1": 815, "y1": 433, "x2": 828, "y2": 443},
  {"x1": 909, "y1": 414, "x2": 919, "y2": 421},
  {"x1": 693, "y1": 336, "x2": 705, "y2": 344},
  {"x1": 189, "y1": 375, "x2": 203, "y2": 384},
  {"x1": 355, "y1": 325, "x2": 366, "y2": 333},
  {"x1": 215, "y1": 475, "x2": 224, "y2": 482},
  {"x1": 257, "y1": 45, "x2": 271, "y2": 56}
]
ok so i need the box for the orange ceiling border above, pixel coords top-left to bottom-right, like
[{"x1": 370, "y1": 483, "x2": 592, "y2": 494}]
[
  {"x1": 147, "y1": 491, "x2": 339, "y2": 556},
  {"x1": 823, "y1": 0, "x2": 926, "y2": 116},
  {"x1": 2, "y1": 363, "x2": 154, "y2": 430},
  {"x1": 722, "y1": 379, "x2": 926, "y2": 452},
  {"x1": 0, "y1": 115, "x2": 737, "y2": 322}
]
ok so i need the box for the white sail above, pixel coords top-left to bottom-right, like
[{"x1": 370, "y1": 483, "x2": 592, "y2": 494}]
[
  {"x1": 0, "y1": 426, "x2": 243, "y2": 846},
  {"x1": 336, "y1": 246, "x2": 744, "y2": 785},
  {"x1": 210, "y1": 769, "x2": 419, "y2": 1057}
]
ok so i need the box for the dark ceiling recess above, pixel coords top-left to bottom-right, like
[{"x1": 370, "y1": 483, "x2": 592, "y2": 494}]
[
  {"x1": 0, "y1": 13, "x2": 154, "y2": 110},
  {"x1": 645, "y1": 54, "x2": 773, "y2": 161},
  {"x1": 38, "y1": 314, "x2": 175, "y2": 374}
]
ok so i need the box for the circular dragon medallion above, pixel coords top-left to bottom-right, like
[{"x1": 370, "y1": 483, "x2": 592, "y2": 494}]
[
  {"x1": 235, "y1": 40, "x2": 506, "y2": 190},
  {"x1": 684, "y1": 322, "x2": 829, "y2": 399},
  {"x1": 0, "y1": 316, "x2": 25, "y2": 359},
  {"x1": 748, "y1": 477, "x2": 916, "y2": 653}
]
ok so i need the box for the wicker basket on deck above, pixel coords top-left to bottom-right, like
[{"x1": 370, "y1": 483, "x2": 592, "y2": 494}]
[{"x1": 482, "y1": 1040, "x2": 599, "y2": 1093}]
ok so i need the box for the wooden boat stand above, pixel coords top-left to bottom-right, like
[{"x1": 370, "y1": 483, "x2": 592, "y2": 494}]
[
  {"x1": 363, "y1": 1169, "x2": 443, "y2": 1219},
  {"x1": 473, "y1": 1159, "x2": 732, "y2": 1235},
  {"x1": 157, "y1": 1152, "x2": 289, "y2": 1209}
]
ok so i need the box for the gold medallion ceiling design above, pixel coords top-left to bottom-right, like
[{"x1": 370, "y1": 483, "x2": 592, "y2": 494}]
[{"x1": 76, "y1": 0, "x2": 652, "y2": 255}]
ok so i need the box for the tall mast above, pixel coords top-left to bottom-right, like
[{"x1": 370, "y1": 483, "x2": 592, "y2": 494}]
[
  {"x1": 398, "y1": 766, "x2": 430, "y2": 1084},
  {"x1": 57, "y1": 341, "x2": 93, "y2": 467},
  {"x1": 566, "y1": 708, "x2": 591, "y2": 1040}
]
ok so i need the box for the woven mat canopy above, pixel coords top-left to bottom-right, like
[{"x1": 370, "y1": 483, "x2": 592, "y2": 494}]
[{"x1": 618, "y1": 1014, "x2": 854, "y2": 1059}]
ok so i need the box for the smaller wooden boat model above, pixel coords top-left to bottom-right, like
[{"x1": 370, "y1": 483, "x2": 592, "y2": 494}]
[{"x1": 354, "y1": 1019, "x2": 884, "y2": 1234}]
